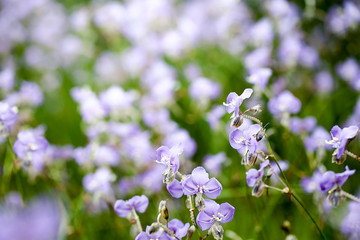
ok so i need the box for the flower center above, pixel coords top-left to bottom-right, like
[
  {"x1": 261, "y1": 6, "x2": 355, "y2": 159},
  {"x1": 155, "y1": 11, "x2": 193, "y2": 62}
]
[
  {"x1": 212, "y1": 212, "x2": 223, "y2": 221},
  {"x1": 234, "y1": 136, "x2": 247, "y2": 144},
  {"x1": 197, "y1": 184, "x2": 206, "y2": 193}
]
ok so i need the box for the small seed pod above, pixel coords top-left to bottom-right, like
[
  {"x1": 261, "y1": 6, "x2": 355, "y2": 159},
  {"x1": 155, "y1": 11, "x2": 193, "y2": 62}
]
[
  {"x1": 231, "y1": 115, "x2": 243, "y2": 128},
  {"x1": 242, "y1": 151, "x2": 258, "y2": 166},
  {"x1": 255, "y1": 127, "x2": 266, "y2": 142},
  {"x1": 187, "y1": 225, "x2": 196, "y2": 239},
  {"x1": 252, "y1": 181, "x2": 265, "y2": 198},
  {"x1": 158, "y1": 200, "x2": 169, "y2": 224},
  {"x1": 249, "y1": 104, "x2": 263, "y2": 114},
  {"x1": 195, "y1": 193, "x2": 205, "y2": 211},
  {"x1": 264, "y1": 166, "x2": 274, "y2": 178},
  {"x1": 210, "y1": 222, "x2": 224, "y2": 240},
  {"x1": 327, "y1": 188, "x2": 345, "y2": 207},
  {"x1": 163, "y1": 167, "x2": 175, "y2": 185},
  {"x1": 148, "y1": 222, "x2": 160, "y2": 234},
  {"x1": 331, "y1": 149, "x2": 347, "y2": 165}
]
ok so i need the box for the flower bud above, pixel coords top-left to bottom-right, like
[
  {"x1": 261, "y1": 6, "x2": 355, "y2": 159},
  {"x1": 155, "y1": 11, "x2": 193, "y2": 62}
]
[
  {"x1": 148, "y1": 222, "x2": 160, "y2": 234},
  {"x1": 163, "y1": 167, "x2": 175, "y2": 185},
  {"x1": 210, "y1": 222, "x2": 224, "y2": 240},
  {"x1": 255, "y1": 127, "x2": 266, "y2": 142},
  {"x1": 252, "y1": 181, "x2": 265, "y2": 197},
  {"x1": 249, "y1": 104, "x2": 263, "y2": 114},
  {"x1": 231, "y1": 115, "x2": 243, "y2": 128},
  {"x1": 187, "y1": 225, "x2": 196, "y2": 239},
  {"x1": 327, "y1": 188, "x2": 345, "y2": 207},
  {"x1": 331, "y1": 149, "x2": 347, "y2": 165},
  {"x1": 158, "y1": 200, "x2": 169, "y2": 224},
  {"x1": 242, "y1": 151, "x2": 257, "y2": 166},
  {"x1": 195, "y1": 193, "x2": 205, "y2": 211}
]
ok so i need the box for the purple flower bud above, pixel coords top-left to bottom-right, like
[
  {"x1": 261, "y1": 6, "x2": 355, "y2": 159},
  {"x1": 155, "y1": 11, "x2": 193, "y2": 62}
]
[
  {"x1": 223, "y1": 89, "x2": 253, "y2": 116},
  {"x1": 183, "y1": 167, "x2": 222, "y2": 199},
  {"x1": 326, "y1": 125, "x2": 359, "y2": 159},
  {"x1": 168, "y1": 219, "x2": 190, "y2": 239},
  {"x1": 319, "y1": 166, "x2": 355, "y2": 192},
  {"x1": 196, "y1": 199, "x2": 235, "y2": 231},
  {"x1": 114, "y1": 195, "x2": 149, "y2": 218}
]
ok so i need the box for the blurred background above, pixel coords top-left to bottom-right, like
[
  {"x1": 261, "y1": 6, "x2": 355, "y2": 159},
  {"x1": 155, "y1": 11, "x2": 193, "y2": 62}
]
[{"x1": 0, "y1": 0, "x2": 360, "y2": 239}]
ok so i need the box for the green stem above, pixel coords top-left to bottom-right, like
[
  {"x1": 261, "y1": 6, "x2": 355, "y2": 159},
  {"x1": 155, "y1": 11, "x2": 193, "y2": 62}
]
[{"x1": 265, "y1": 136, "x2": 326, "y2": 240}]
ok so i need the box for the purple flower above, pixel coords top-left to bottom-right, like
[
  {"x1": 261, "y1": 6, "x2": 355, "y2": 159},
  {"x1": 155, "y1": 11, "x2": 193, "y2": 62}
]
[
  {"x1": 114, "y1": 195, "x2": 149, "y2": 218},
  {"x1": 267, "y1": 90, "x2": 301, "y2": 116},
  {"x1": 319, "y1": 166, "x2": 355, "y2": 192},
  {"x1": 196, "y1": 199, "x2": 235, "y2": 231},
  {"x1": 229, "y1": 124, "x2": 261, "y2": 154},
  {"x1": 0, "y1": 101, "x2": 17, "y2": 128},
  {"x1": 189, "y1": 77, "x2": 221, "y2": 102},
  {"x1": 325, "y1": 125, "x2": 359, "y2": 158},
  {"x1": 183, "y1": 167, "x2": 222, "y2": 199},
  {"x1": 223, "y1": 89, "x2": 253, "y2": 116},
  {"x1": 167, "y1": 219, "x2": 190, "y2": 239},
  {"x1": 136, "y1": 226, "x2": 171, "y2": 240},
  {"x1": 156, "y1": 144, "x2": 183, "y2": 173},
  {"x1": 206, "y1": 105, "x2": 225, "y2": 130},
  {"x1": 13, "y1": 129, "x2": 49, "y2": 170},
  {"x1": 167, "y1": 179, "x2": 184, "y2": 198},
  {"x1": 94, "y1": 145, "x2": 121, "y2": 166},
  {"x1": 246, "y1": 160, "x2": 270, "y2": 187}
]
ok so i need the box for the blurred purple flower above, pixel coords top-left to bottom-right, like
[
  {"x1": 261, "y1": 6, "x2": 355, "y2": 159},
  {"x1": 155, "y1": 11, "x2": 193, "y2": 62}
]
[
  {"x1": 83, "y1": 167, "x2": 115, "y2": 196},
  {"x1": 319, "y1": 166, "x2": 355, "y2": 192},
  {"x1": 0, "y1": 196, "x2": 62, "y2": 240},
  {"x1": 203, "y1": 152, "x2": 226, "y2": 175},
  {"x1": 289, "y1": 116, "x2": 317, "y2": 134},
  {"x1": 268, "y1": 90, "x2": 301, "y2": 116},
  {"x1": 196, "y1": 199, "x2": 235, "y2": 231},
  {"x1": 13, "y1": 129, "x2": 49, "y2": 170},
  {"x1": 304, "y1": 127, "x2": 331, "y2": 152},
  {"x1": 325, "y1": 125, "x2": 359, "y2": 158},
  {"x1": 163, "y1": 129, "x2": 196, "y2": 158},
  {"x1": 315, "y1": 71, "x2": 334, "y2": 93},
  {"x1": 0, "y1": 101, "x2": 17, "y2": 129},
  {"x1": 183, "y1": 167, "x2": 222, "y2": 199},
  {"x1": 341, "y1": 201, "x2": 360, "y2": 240},
  {"x1": 206, "y1": 105, "x2": 225, "y2": 130},
  {"x1": 189, "y1": 77, "x2": 221, "y2": 102},
  {"x1": 301, "y1": 170, "x2": 323, "y2": 193},
  {"x1": 114, "y1": 195, "x2": 149, "y2": 218},
  {"x1": 94, "y1": 145, "x2": 121, "y2": 166},
  {"x1": 247, "y1": 68, "x2": 272, "y2": 90}
]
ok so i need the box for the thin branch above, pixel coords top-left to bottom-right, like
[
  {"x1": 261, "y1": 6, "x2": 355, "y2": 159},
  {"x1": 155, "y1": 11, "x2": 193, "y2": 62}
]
[{"x1": 345, "y1": 150, "x2": 360, "y2": 162}]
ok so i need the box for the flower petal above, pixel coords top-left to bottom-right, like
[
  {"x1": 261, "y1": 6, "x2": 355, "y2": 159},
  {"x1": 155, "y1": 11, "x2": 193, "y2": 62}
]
[
  {"x1": 204, "y1": 178, "x2": 222, "y2": 199},
  {"x1": 114, "y1": 200, "x2": 132, "y2": 217},
  {"x1": 219, "y1": 202, "x2": 235, "y2": 224}
]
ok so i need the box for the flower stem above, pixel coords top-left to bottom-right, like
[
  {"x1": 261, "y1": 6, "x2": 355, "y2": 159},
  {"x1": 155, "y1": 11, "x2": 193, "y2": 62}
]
[
  {"x1": 242, "y1": 114, "x2": 263, "y2": 126},
  {"x1": 341, "y1": 191, "x2": 360, "y2": 203},
  {"x1": 131, "y1": 207, "x2": 143, "y2": 233},
  {"x1": 263, "y1": 184, "x2": 286, "y2": 192},
  {"x1": 265, "y1": 136, "x2": 326, "y2": 240},
  {"x1": 345, "y1": 150, "x2": 360, "y2": 162}
]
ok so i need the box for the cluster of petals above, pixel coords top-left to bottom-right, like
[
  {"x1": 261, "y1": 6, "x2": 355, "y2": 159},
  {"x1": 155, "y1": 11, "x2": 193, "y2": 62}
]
[{"x1": 114, "y1": 195, "x2": 149, "y2": 218}]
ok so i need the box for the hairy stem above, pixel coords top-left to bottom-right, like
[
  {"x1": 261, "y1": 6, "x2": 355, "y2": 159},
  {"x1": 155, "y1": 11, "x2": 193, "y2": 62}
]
[
  {"x1": 242, "y1": 114, "x2": 263, "y2": 126},
  {"x1": 345, "y1": 150, "x2": 360, "y2": 162},
  {"x1": 159, "y1": 223, "x2": 180, "y2": 240},
  {"x1": 341, "y1": 191, "x2": 360, "y2": 203}
]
